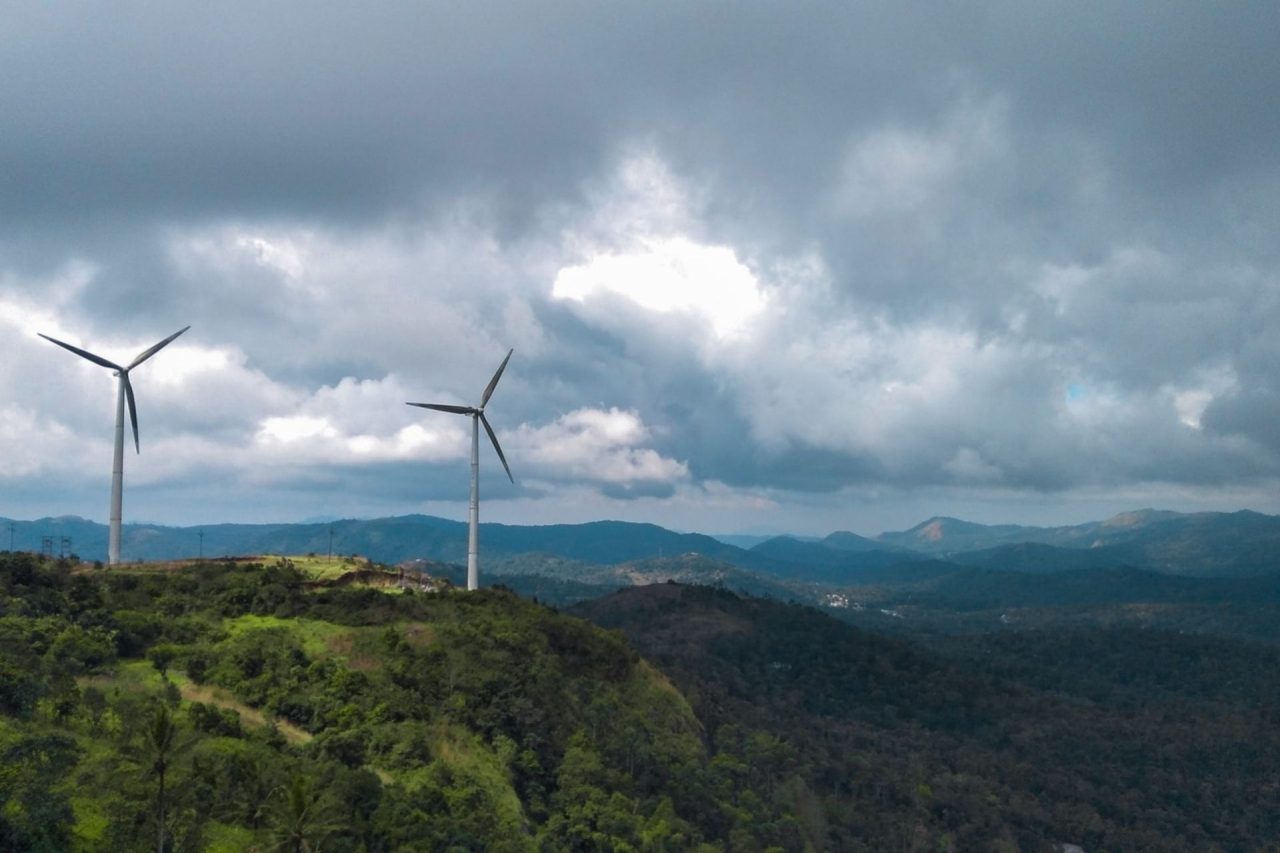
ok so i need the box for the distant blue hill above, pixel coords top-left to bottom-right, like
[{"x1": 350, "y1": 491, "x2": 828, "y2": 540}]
[
  {"x1": 0, "y1": 514, "x2": 751, "y2": 567},
  {"x1": 875, "y1": 509, "x2": 1280, "y2": 577},
  {"x1": 3, "y1": 507, "x2": 1276, "y2": 578}
]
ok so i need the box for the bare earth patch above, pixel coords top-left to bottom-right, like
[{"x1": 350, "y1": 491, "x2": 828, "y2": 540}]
[{"x1": 179, "y1": 682, "x2": 312, "y2": 744}]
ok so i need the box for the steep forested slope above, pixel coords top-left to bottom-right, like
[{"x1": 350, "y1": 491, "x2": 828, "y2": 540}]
[{"x1": 574, "y1": 583, "x2": 1280, "y2": 851}]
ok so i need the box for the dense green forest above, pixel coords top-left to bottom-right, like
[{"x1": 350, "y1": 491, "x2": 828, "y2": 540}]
[
  {"x1": 575, "y1": 584, "x2": 1280, "y2": 851},
  {"x1": 2, "y1": 551, "x2": 1278, "y2": 851}
]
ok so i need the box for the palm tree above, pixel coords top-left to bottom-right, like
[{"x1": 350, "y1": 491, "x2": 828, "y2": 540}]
[
  {"x1": 128, "y1": 703, "x2": 190, "y2": 853},
  {"x1": 266, "y1": 775, "x2": 340, "y2": 853}
]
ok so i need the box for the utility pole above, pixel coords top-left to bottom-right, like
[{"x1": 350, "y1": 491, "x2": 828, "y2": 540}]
[
  {"x1": 198, "y1": 530, "x2": 204, "y2": 561},
  {"x1": 6, "y1": 522, "x2": 13, "y2": 552},
  {"x1": 328, "y1": 526, "x2": 334, "y2": 563}
]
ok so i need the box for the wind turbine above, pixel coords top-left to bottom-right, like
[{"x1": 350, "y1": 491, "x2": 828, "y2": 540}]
[
  {"x1": 407, "y1": 349, "x2": 514, "y2": 591},
  {"x1": 39, "y1": 326, "x2": 190, "y2": 566}
]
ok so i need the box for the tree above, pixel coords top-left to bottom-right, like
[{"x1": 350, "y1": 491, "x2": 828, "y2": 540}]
[
  {"x1": 47, "y1": 623, "x2": 116, "y2": 674},
  {"x1": 266, "y1": 775, "x2": 341, "y2": 853},
  {"x1": 0, "y1": 655, "x2": 42, "y2": 717},
  {"x1": 126, "y1": 703, "x2": 192, "y2": 853},
  {"x1": 0, "y1": 735, "x2": 79, "y2": 851},
  {"x1": 148, "y1": 643, "x2": 182, "y2": 679}
]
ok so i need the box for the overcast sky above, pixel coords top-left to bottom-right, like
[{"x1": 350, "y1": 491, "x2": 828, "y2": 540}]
[{"x1": 3, "y1": 2, "x2": 1278, "y2": 537}]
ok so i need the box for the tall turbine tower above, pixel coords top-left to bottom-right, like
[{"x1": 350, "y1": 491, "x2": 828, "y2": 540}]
[
  {"x1": 407, "y1": 349, "x2": 514, "y2": 591},
  {"x1": 39, "y1": 326, "x2": 190, "y2": 565}
]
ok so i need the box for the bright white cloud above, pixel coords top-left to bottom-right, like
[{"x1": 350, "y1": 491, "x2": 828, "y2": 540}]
[
  {"x1": 515, "y1": 407, "x2": 689, "y2": 485},
  {"x1": 552, "y1": 151, "x2": 767, "y2": 339},
  {"x1": 257, "y1": 414, "x2": 337, "y2": 444},
  {"x1": 146, "y1": 344, "x2": 232, "y2": 386},
  {"x1": 243, "y1": 373, "x2": 470, "y2": 465},
  {"x1": 553, "y1": 236, "x2": 766, "y2": 337}
]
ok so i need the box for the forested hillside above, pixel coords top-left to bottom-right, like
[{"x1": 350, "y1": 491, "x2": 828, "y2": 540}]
[
  {"x1": 3, "y1": 551, "x2": 1279, "y2": 851},
  {"x1": 0, "y1": 552, "x2": 803, "y2": 851},
  {"x1": 574, "y1": 584, "x2": 1280, "y2": 851}
]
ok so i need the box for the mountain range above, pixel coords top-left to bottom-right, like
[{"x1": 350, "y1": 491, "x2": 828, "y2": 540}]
[{"x1": 6, "y1": 507, "x2": 1277, "y2": 581}]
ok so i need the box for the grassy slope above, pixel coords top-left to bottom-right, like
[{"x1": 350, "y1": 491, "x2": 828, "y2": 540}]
[{"x1": 115, "y1": 573, "x2": 692, "y2": 848}]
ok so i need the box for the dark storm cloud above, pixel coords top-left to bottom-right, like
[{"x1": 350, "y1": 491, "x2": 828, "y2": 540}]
[
  {"x1": 3, "y1": 1, "x2": 1279, "y2": 530},
  {"x1": 8, "y1": 3, "x2": 1264, "y2": 231},
  {"x1": 981, "y1": 3, "x2": 1280, "y2": 189},
  {"x1": 2, "y1": 3, "x2": 619, "y2": 226},
  {"x1": 1205, "y1": 387, "x2": 1280, "y2": 456}
]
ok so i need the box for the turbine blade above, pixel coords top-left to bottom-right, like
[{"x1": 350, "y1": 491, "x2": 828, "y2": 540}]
[
  {"x1": 480, "y1": 348, "x2": 513, "y2": 407},
  {"x1": 123, "y1": 375, "x2": 140, "y2": 454},
  {"x1": 38, "y1": 333, "x2": 123, "y2": 372},
  {"x1": 480, "y1": 413, "x2": 513, "y2": 483},
  {"x1": 407, "y1": 402, "x2": 475, "y2": 415},
  {"x1": 128, "y1": 325, "x2": 190, "y2": 370}
]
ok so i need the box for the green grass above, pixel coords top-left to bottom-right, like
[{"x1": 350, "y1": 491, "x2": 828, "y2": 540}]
[
  {"x1": 263, "y1": 553, "x2": 369, "y2": 582},
  {"x1": 104, "y1": 659, "x2": 170, "y2": 692},
  {"x1": 100, "y1": 553, "x2": 383, "y2": 583},
  {"x1": 220, "y1": 613, "x2": 397, "y2": 673},
  {"x1": 221, "y1": 613, "x2": 350, "y2": 657}
]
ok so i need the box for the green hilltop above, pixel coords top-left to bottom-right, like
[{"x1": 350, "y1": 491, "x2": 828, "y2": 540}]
[{"x1": 0, "y1": 553, "x2": 728, "y2": 851}]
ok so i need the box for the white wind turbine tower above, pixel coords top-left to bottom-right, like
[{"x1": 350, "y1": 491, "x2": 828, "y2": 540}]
[
  {"x1": 407, "y1": 349, "x2": 514, "y2": 591},
  {"x1": 39, "y1": 326, "x2": 190, "y2": 566}
]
